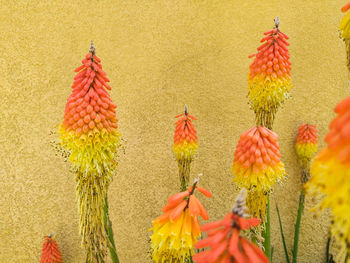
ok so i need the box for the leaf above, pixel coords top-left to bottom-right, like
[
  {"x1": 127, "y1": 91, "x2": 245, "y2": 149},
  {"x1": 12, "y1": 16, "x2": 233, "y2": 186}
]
[
  {"x1": 104, "y1": 197, "x2": 120, "y2": 263},
  {"x1": 276, "y1": 203, "x2": 290, "y2": 263},
  {"x1": 292, "y1": 189, "x2": 305, "y2": 263}
]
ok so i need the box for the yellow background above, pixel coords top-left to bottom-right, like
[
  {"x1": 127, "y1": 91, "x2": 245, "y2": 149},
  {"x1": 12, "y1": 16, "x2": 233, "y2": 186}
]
[{"x1": 1, "y1": 0, "x2": 349, "y2": 262}]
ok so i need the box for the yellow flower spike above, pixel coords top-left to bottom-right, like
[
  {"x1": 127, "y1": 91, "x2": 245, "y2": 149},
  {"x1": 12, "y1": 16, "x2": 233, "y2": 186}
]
[
  {"x1": 248, "y1": 20, "x2": 292, "y2": 129},
  {"x1": 295, "y1": 124, "x2": 318, "y2": 174},
  {"x1": 59, "y1": 43, "x2": 121, "y2": 262},
  {"x1": 231, "y1": 126, "x2": 286, "y2": 219},
  {"x1": 150, "y1": 177, "x2": 211, "y2": 263},
  {"x1": 340, "y1": 2, "x2": 350, "y2": 71},
  {"x1": 173, "y1": 105, "x2": 198, "y2": 189},
  {"x1": 306, "y1": 96, "x2": 350, "y2": 258}
]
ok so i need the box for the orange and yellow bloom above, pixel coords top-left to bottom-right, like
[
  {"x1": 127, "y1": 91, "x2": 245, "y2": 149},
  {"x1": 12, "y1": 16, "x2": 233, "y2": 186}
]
[
  {"x1": 340, "y1": 2, "x2": 350, "y2": 70},
  {"x1": 173, "y1": 108, "x2": 198, "y2": 189},
  {"x1": 248, "y1": 23, "x2": 292, "y2": 128},
  {"x1": 232, "y1": 126, "x2": 285, "y2": 218},
  {"x1": 59, "y1": 44, "x2": 121, "y2": 260},
  {"x1": 193, "y1": 190, "x2": 268, "y2": 263},
  {"x1": 150, "y1": 179, "x2": 211, "y2": 263},
  {"x1": 296, "y1": 124, "x2": 318, "y2": 169},
  {"x1": 40, "y1": 235, "x2": 62, "y2": 263},
  {"x1": 173, "y1": 110, "x2": 198, "y2": 161},
  {"x1": 306, "y1": 96, "x2": 350, "y2": 256}
]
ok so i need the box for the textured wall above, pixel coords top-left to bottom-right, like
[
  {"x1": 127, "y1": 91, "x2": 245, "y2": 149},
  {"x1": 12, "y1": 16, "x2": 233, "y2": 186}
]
[{"x1": 0, "y1": 0, "x2": 349, "y2": 262}]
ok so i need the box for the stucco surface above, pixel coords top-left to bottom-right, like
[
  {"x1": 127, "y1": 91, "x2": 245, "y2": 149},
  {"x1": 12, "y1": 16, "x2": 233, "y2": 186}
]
[{"x1": 0, "y1": 0, "x2": 349, "y2": 262}]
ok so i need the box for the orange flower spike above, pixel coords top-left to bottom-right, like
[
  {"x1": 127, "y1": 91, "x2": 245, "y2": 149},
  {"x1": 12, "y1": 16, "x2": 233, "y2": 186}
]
[
  {"x1": 173, "y1": 106, "x2": 198, "y2": 161},
  {"x1": 173, "y1": 106, "x2": 199, "y2": 189},
  {"x1": 306, "y1": 96, "x2": 350, "y2": 256},
  {"x1": 40, "y1": 234, "x2": 63, "y2": 263},
  {"x1": 150, "y1": 176, "x2": 211, "y2": 263},
  {"x1": 232, "y1": 126, "x2": 285, "y2": 218},
  {"x1": 296, "y1": 124, "x2": 318, "y2": 170},
  {"x1": 248, "y1": 18, "x2": 292, "y2": 128},
  {"x1": 193, "y1": 190, "x2": 268, "y2": 263},
  {"x1": 59, "y1": 42, "x2": 121, "y2": 261}
]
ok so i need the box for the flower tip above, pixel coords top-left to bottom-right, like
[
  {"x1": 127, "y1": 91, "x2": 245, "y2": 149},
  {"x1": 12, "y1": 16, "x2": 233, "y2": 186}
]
[
  {"x1": 274, "y1": 16, "x2": 280, "y2": 28},
  {"x1": 232, "y1": 189, "x2": 247, "y2": 217},
  {"x1": 89, "y1": 40, "x2": 95, "y2": 54},
  {"x1": 193, "y1": 173, "x2": 202, "y2": 184}
]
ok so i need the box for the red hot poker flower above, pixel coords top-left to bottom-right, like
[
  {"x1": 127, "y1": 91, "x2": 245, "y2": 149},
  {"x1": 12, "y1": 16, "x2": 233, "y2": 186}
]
[
  {"x1": 296, "y1": 124, "x2": 318, "y2": 170},
  {"x1": 248, "y1": 19, "x2": 292, "y2": 129},
  {"x1": 173, "y1": 105, "x2": 198, "y2": 189},
  {"x1": 193, "y1": 190, "x2": 268, "y2": 263},
  {"x1": 150, "y1": 177, "x2": 212, "y2": 262},
  {"x1": 40, "y1": 235, "x2": 63, "y2": 263},
  {"x1": 249, "y1": 27, "x2": 291, "y2": 80}
]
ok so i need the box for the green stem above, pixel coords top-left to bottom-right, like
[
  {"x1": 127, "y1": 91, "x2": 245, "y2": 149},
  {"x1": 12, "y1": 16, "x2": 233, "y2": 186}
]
[
  {"x1": 276, "y1": 203, "x2": 290, "y2": 263},
  {"x1": 292, "y1": 188, "x2": 305, "y2": 263},
  {"x1": 263, "y1": 194, "x2": 271, "y2": 261},
  {"x1": 179, "y1": 160, "x2": 190, "y2": 191},
  {"x1": 180, "y1": 175, "x2": 187, "y2": 191},
  {"x1": 326, "y1": 236, "x2": 331, "y2": 263},
  {"x1": 103, "y1": 197, "x2": 120, "y2": 263}
]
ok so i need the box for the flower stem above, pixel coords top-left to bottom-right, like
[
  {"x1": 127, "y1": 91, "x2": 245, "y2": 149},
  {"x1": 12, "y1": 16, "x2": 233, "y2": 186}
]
[
  {"x1": 276, "y1": 203, "x2": 290, "y2": 263},
  {"x1": 263, "y1": 194, "x2": 272, "y2": 260},
  {"x1": 180, "y1": 176, "x2": 187, "y2": 191},
  {"x1": 179, "y1": 160, "x2": 191, "y2": 191},
  {"x1": 292, "y1": 188, "x2": 305, "y2": 263},
  {"x1": 103, "y1": 197, "x2": 120, "y2": 263},
  {"x1": 326, "y1": 235, "x2": 331, "y2": 263}
]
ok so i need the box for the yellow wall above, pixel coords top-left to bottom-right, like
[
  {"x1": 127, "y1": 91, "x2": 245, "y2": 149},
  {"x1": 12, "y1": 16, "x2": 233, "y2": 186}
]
[{"x1": 1, "y1": 0, "x2": 348, "y2": 262}]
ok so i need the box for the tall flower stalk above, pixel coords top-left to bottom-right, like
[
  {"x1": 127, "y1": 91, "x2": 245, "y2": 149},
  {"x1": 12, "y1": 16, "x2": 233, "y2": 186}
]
[
  {"x1": 59, "y1": 42, "x2": 121, "y2": 262},
  {"x1": 193, "y1": 189, "x2": 269, "y2": 263},
  {"x1": 234, "y1": 17, "x2": 292, "y2": 259},
  {"x1": 296, "y1": 124, "x2": 318, "y2": 182},
  {"x1": 150, "y1": 176, "x2": 211, "y2": 262},
  {"x1": 173, "y1": 106, "x2": 198, "y2": 190},
  {"x1": 248, "y1": 17, "x2": 292, "y2": 129},
  {"x1": 291, "y1": 124, "x2": 318, "y2": 263},
  {"x1": 306, "y1": 97, "x2": 350, "y2": 262}
]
